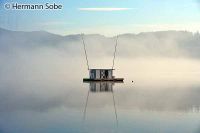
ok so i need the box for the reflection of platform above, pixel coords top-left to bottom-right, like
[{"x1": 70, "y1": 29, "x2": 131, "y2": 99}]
[
  {"x1": 83, "y1": 78, "x2": 124, "y2": 82},
  {"x1": 83, "y1": 81, "x2": 123, "y2": 92},
  {"x1": 90, "y1": 82, "x2": 113, "y2": 92},
  {"x1": 83, "y1": 81, "x2": 121, "y2": 125}
]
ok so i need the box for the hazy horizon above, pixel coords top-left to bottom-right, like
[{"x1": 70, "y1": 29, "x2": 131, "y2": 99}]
[{"x1": 1, "y1": 26, "x2": 200, "y2": 133}]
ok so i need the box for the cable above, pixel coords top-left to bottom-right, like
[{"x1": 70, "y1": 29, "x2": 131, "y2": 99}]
[
  {"x1": 81, "y1": 34, "x2": 90, "y2": 70},
  {"x1": 82, "y1": 34, "x2": 119, "y2": 70},
  {"x1": 112, "y1": 35, "x2": 119, "y2": 70}
]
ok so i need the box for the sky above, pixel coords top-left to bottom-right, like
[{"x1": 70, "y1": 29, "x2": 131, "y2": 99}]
[{"x1": 0, "y1": 0, "x2": 200, "y2": 36}]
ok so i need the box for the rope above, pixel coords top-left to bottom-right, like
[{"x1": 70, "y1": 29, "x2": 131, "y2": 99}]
[
  {"x1": 112, "y1": 35, "x2": 119, "y2": 69},
  {"x1": 81, "y1": 34, "x2": 90, "y2": 70}
]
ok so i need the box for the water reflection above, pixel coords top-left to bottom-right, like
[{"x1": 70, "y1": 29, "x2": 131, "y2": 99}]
[
  {"x1": 83, "y1": 81, "x2": 123, "y2": 126},
  {"x1": 85, "y1": 81, "x2": 115, "y2": 92},
  {"x1": 0, "y1": 80, "x2": 200, "y2": 133}
]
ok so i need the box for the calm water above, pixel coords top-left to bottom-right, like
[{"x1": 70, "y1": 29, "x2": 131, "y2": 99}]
[
  {"x1": 0, "y1": 51, "x2": 200, "y2": 133},
  {"x1": 1, "y1": 76, "x2": 200, "y2": 133}
]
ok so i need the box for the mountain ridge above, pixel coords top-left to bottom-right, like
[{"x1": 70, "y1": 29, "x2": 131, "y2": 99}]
[
  {"x1": 0, "y1": 27, "x2": 200, "y2": 58},
  {"x1": 0, "y1": 27, "x2": 197, "y2": 38}
]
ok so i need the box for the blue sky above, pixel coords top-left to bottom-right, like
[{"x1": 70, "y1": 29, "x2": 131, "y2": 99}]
[{"x1": 0, "y1": 0, "x2": 200, "y2": 36}]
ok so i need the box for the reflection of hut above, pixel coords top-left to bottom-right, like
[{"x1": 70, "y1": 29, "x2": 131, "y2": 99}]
[
  {"x1": 83, "y1": 81, "x2": 119, "y2": 125},
  {"x1": 90, "y1": 82, "x2": 114, "y2": 92}
]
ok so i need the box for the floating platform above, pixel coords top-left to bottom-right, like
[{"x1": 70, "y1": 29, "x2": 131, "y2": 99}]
[{"x1": 83, "y1": 78, "x2": 124, "y2": 82}]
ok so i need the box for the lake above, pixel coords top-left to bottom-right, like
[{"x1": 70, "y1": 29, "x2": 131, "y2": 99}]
[
  {"x1": 0, "y1": 47, "x2": 200, "y2": 133},
  {"x1": 0, "y1": 67, "x2": 200, "y2": 133}
]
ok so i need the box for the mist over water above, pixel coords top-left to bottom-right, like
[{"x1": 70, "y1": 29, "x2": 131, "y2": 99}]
[{"x1": 0, "y1": 29, "x2": 200, "y2": 133}]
